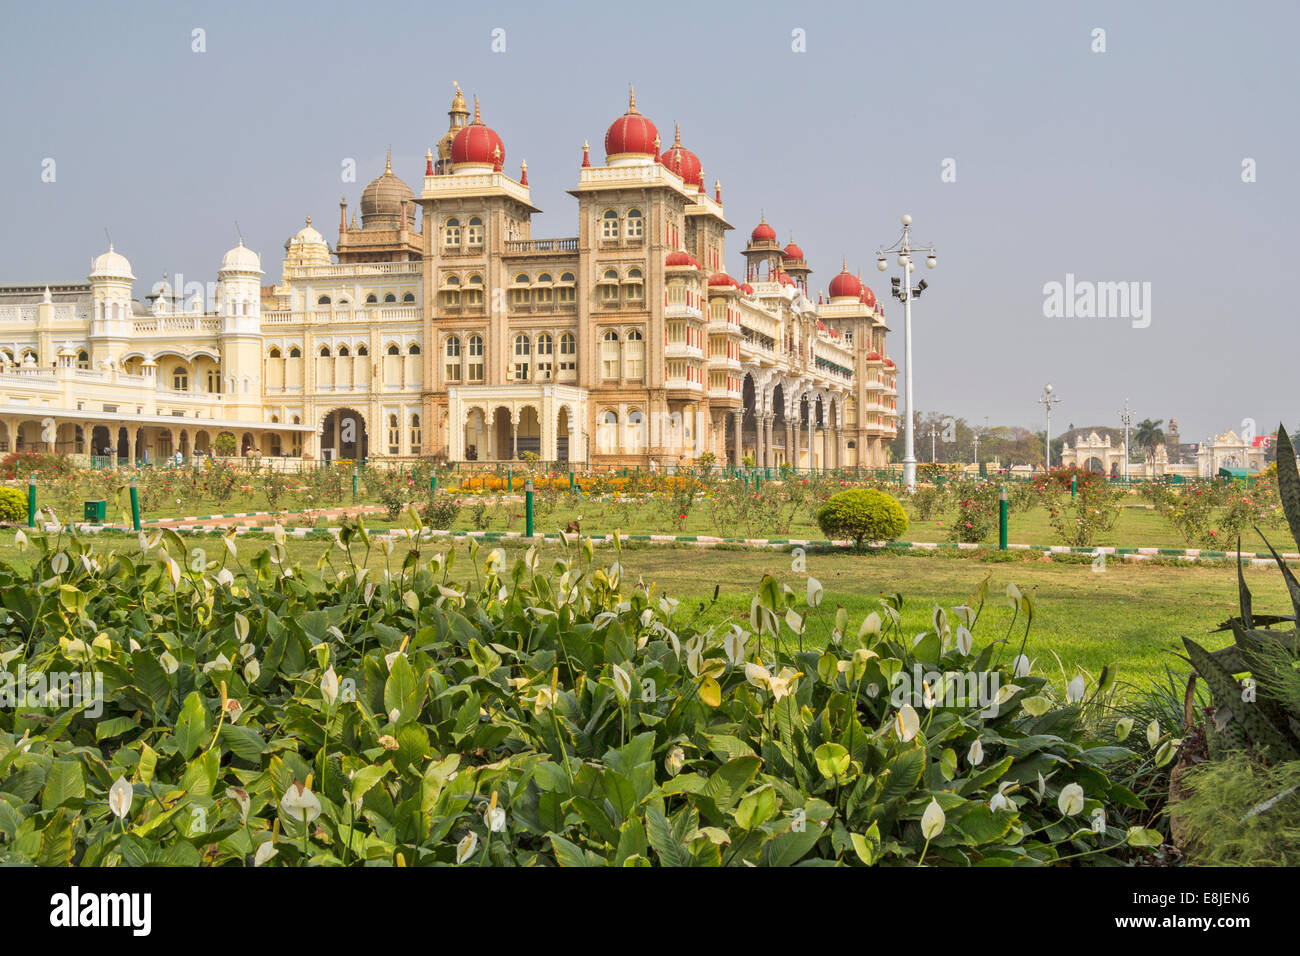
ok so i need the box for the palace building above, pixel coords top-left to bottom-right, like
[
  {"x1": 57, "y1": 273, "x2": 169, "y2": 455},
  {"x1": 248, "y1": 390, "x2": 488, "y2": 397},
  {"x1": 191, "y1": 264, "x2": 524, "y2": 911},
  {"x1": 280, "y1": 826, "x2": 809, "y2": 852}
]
[{"x1": 0, "y1": 86, "x2": 898, "y2": 468}]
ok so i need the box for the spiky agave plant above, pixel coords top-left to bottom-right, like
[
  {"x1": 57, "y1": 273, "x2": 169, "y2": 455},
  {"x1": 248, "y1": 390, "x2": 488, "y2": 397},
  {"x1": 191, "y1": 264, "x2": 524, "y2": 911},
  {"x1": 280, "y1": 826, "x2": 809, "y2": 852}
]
[{"x1": 1181, "y1": 424, "x2": 1300, "y2": 762}]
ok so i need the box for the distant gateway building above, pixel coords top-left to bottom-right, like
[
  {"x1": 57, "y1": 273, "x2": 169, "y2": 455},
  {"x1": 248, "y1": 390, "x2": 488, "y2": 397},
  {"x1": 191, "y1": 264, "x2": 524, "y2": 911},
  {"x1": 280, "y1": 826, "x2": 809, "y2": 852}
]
[{"x1": 0, "y1": 87, "x2": 898, "y2": 468}]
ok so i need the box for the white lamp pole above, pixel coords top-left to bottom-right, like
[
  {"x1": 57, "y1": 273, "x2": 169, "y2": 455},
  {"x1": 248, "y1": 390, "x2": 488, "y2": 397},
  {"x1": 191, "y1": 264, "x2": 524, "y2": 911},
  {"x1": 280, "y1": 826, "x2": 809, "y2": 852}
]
[
  {"x1": 1119, "y1": 398, "x2": 1133, "y2": 482},
  {"x1": 876, "y1": 214, "x2": 937, "y2": 492},
  {"x1": 1038, "y1": 384, "x2": 1060, "y2": 470}
]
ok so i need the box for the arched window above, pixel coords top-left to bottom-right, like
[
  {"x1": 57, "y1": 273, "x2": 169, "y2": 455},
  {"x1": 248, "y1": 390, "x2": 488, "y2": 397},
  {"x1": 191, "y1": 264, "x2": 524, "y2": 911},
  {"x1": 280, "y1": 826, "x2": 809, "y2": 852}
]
[
  {"x1": 268, "y1": 347, "x2": 282, "y2": 359},
  {"x1": 600, "y1": 268, "x2": 620, "y2": 304},
  {"x1": 388, "y1": 414, "x2": 401, "y2": 455},
  {"x1": 76, "y1": 350, "x2": 89, "y2": 369},
  {"x1": 467, "y1": 216, "x2": 484, "y2": 245},
  {"x1": 337, "y1": 345, "x2": 350, "y2": 357},
  {"x1": 601, "y1": 209, "x2": 620, "y2": 240},
  {"x1": 444, "y1": 335, "x2": 460, "y2": 382},
  {"x1": 407, "y1": 343, "x2": 420, "y2": 355},
  {"x1": 357, "y1": 345, "x2": 368, "y2": 356},
  {"x1": 402, "y1": 292, "x2": 415, "y2": 303},
  {"x1": 512, "y1": 333, "x2": 530, "y2": 381},
  {"x1": 442, "y1": 274, "x2": 461, "y2": 308},
  {"x1": 172, "y1": 366, "x2": 189, "y2": 391},
  {"x1": 387, "y1": 344, "x2": 401, "y2": 356},
  {"x1": 598, "y1": 410, "x2": 618, "y2": 454},
  {"x1": 410, "y1": 413, "x2": 422, "y2": 451},
  {"x1": 365, "y1": 293, "x2": 378, "y2": 304},
  {"x1": 535, "y1": 273, "x2": 554, "y2": 306},
  {"x1": 384, "y1": 293, "x2": 396, "y2": 303},
  {"x1": 320, "y1": 346, "x2": 331, "y2": 357},
  {"x1": 467, "y1": 334, "x2": 484, "y2": 382},
  {"x1": 511, "y1": 273, "x2": 530, "y2": 308},
  {"x1": 289, "y1": 346, "x2": 302, "y2": 358},
  {"x1": 443, "y1": 217, "x2": 461, "y2": 247},
  {"x1": 558, "y1": 271, "x2": 577, "y2": 305},
  {"x1": 601, "y1": 330, "x2": 620, "y2": 379},
  {"x1": 625, "y1": 328, "x2": 645, "y2": 380},
  {"x1": 558, "y1": 331, "x2": 576, "y2": 377},
  {"x1": 624, "y1": 267, "x2": 644, "y2": 301},
  {"x1": 626, "y1": 208, "x2": 643, "y2": 239},
  {"x1": 466, "y1": 273, "x2": 485, "y2": 308},
  {"x1": 317, "y1": 295, "x2": 331, "y2": 306},
  {"x1": 535, "y1": 332, "x2": 553, "y2": 380}
]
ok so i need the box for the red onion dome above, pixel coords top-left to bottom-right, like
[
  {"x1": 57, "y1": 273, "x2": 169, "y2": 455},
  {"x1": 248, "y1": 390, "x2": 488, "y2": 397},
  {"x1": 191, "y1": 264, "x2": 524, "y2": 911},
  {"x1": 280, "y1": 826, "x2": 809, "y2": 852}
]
[
  {"x1": 665, "y1": 250, "x2": 701, "y2": 269},
  {"x1": 866, "y1": 351, "x2": 882, "y2": 361},
  {"x1": 604, "y1": 87, "x2": 659, "y2": 161},
  {"x1": 451, "y1": 97, "x2": 505, "y2": 169},
  {"x1": 708, "y1": 272, "x2": 739, "y2": 288},
  {"x1": 660, "y1": 123, "x2": 701, "y2": 184},
  {"x1": 783, "y1": 241, "x2": 804, "y2": 261},
  {"x1": 884, "y1": 358, "x2": 896, "y2": 368},
  {"x1": 740, "y1": 282, "x2": 754, "y2": 295},
  {"x1": 776, "y1": 271, "x2": 795, "y2": 287},
  {"x1": 828, "y1": 263, "x2": 863, "y2": 300},
  {"x1": 750, "y1": 216, "x2": 776, "y2": 243},
  {"x1": 816, "y1": 320, "x2": 825, "y2": 330},
  {"x1": 859, "y1": 286, "x2": 877, "y2": 309}
]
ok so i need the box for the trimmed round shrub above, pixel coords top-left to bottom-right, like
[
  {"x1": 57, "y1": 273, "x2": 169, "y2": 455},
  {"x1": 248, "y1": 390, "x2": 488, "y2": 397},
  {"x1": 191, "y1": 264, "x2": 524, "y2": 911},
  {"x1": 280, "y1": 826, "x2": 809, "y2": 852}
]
[
  {"x1": 0, "y1": 487, "x2": 26, "y2": 523},
  {"x1": 816, "y1": 488, "x2": 908, "y2": 548}
]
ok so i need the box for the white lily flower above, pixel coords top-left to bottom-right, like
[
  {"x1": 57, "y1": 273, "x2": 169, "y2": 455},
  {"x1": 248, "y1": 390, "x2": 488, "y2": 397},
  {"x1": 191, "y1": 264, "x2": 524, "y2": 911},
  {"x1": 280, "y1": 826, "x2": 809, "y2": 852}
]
[
  {"x1": 253, "y1": 840, "x2": 277, "y2": 866},
  {"x1": 484, "y1": 804, "x2": 507, "y2": 833},
  {"x1": 1006, "y1": 581, "x2": 1022, "y2": 609},
  {"x1": 456, "y1": 831, "x2": 479, "y2": 864},
  {"x1": 1012, "y1": 654, "x2": 1031, "y2": 677},
  {"x1": 665, "y1": 746, "x2": 686, "y2": 776},
  {"x1": 108, "y1": 776, "x2": 133, "y2": 819},
  {"x1": 165, "y1": 557, "x2": 182, "y2": 589},
  {"x1": 610, "y1": 663, "x2": 632, "y2": 702},
  {"x1": 1146, "y1": 719, "x2": 1160, "y2": 749},
  {"x1": 229, "y1": 787, "x2": 251, "y2": 821},
  {"x1": 14, "y1": 529, "x2": 28, "y2": 552},
  {"x1": 723, "y1": 628, "x2": 747, "y2": 666},
  {"x1": 744, "y1": 662, "x2": 771, "y2": 689},
  {"x1": 806, "y1": 577, "x2": 823, "y2": 608},
  {"x1": 921, "y1": 799, "x2": 946, "y2": 840},
  {"x1": 1115, "y1": 716, "x2": 1134, "y2": 741},
  {"x1": 51, "y1": 552, "x2": 69, "y2": 576},
  {"x1": 1058, "y1": 782, "x2": 1085, "y2": 816},
  {"x1": 279, "y1": 781, "x2": 321, "y2": 826},
  {"x1": 216, "y1": 568, "x2": 234, "y2": 588},
  {"x1": 858, "y1": 611, "x2": 882, "y2": 639},
  {"x1": 967, "y1": 738, "x2": 984, "y2": 766},
  {"x1": 1066, "y1": 675, "x2": 1086, "y2": 703},
  {"x1": 243, "y1": 659, "x2": 261, "y2": 683},
  {"x1": 159, "y1": 650, "x2": 179, "y2": 674},
  {"x1": 321, "y1": 668, "x2": 339, "y2": 705},
  {"x1": 955, "y1": 626, "x2": 973, "y2": 656},
  {"x1": 895, "y1": 703, "x2": 920, "y2": 742},
  {"x1": 952, "y1": 605, "x2": 975, "y2": 627}
]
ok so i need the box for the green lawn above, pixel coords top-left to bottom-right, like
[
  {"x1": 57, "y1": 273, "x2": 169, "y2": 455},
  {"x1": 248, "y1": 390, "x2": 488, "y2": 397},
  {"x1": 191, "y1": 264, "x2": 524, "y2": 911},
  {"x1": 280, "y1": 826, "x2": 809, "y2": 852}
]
[{"x1": 3, "y1": 528, "x2": 1288, "y2": 698}]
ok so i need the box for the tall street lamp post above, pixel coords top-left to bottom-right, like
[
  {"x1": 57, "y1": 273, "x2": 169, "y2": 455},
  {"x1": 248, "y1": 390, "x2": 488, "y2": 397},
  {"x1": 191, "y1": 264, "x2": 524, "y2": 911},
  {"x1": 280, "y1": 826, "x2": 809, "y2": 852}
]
[
  {"x1": 1037, "y1": 384, "x2": 1060, "y2": 471},
  {"x1": 876, "y1": 214, "x2": 937, "y2": 492}
]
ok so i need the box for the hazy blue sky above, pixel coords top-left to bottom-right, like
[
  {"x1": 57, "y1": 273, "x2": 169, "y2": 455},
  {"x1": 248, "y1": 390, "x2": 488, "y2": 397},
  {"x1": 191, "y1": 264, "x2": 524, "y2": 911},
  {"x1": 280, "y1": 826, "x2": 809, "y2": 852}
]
[{"x1": 2, "y1": 0, "x2": 1295, "y2": 442}]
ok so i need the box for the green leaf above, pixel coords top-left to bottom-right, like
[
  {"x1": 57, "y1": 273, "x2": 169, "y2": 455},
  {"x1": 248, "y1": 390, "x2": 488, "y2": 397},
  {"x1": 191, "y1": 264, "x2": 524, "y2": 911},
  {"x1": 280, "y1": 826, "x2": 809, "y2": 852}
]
[
  {"x1": 219, "y1": 724, "x2": 267, "y2": 762},
  {"x1": 37, "y1": 808, "x2": 73, "y2": 866},
  {"x1": 175, "y1": 691, "x2": 207, "y2": 760},
  {"x1": 701, "y1": 756, "x2": 762, "y2": 812},
  {"x1": 646, "y1": 808, "x2": 691, "y2": 867},
  {"x1": 41, "y1": 759, "x2": 85, "y2": 812},
  {"x1": 1274, "y1": 425, "x2": 1300, "y2": 554}
]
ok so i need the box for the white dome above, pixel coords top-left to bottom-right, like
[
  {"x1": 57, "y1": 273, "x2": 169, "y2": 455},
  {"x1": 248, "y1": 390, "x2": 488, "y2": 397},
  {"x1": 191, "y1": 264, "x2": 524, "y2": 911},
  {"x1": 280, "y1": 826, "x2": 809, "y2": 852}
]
[
  {"x1": 290, "y1": 219, "x2": 327, "y2": 247},
  {"x1": 220, "y1": 240, "x2": 263, "y2": 274},
  {"x1": 89, "y1": 245, "x2": 135, "y2": 280}
]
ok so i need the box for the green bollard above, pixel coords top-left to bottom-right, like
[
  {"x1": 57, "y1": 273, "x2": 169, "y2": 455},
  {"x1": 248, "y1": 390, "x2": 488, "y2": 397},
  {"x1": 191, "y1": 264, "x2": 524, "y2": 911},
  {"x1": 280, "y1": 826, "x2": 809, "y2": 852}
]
[
  {"x1": 430, "y1": 470, "x2": 437, "y2": 496},
  {"x1": 352, "y1": 467, "x2": 358, "y2": 504},
  {"x1": 129, "y1": 476, "x2": 141, "y2": 532},
  {"x1": 755, "y1": 472, "x2": 761, "y2": 492},
  {"x1": 525, "y1": 480, "x2": 534, "y2": 537},
  {"x1": 508, "y1": 468, "x2": 513, "y2": 494},
  {"x1": 1070, "y1": 475, "x2": 1077, "y2": 500},
  {"x1": 999, "y1": 487, "x2": 1008, "y2": 551},
  {"x1": 569, "y1": 471, "x2": 575, "y2": 492},
  {"x1": 27, "y1": 475, "x2": 37, "y2": 528}
]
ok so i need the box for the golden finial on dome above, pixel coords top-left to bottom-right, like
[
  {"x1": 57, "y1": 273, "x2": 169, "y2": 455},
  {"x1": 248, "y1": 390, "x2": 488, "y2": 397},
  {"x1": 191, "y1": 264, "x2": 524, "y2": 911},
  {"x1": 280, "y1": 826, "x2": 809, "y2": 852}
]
[
  {"x1": 628, "y1": 85, "x2": 638, "y2": 113},
  {"x1": 473, "y1": 96, "x2": 481, "y2": 124},
  {"x1": 306, "y1": 216, "x2": 312, "y2": 227},
  {"x1": 385, "y1": 147, "x2": 392, "y2": 174},
  {"x1": 673, "y1": 122, "x2": 681, "y2": 147}
]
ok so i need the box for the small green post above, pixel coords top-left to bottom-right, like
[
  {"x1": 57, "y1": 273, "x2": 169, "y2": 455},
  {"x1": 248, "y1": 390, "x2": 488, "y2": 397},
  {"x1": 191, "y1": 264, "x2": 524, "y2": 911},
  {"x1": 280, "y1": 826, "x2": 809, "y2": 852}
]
[
  {"x1": 507, "y1": 468, "x2": 513, "y2": 493},
  {"x1": 525, "y1": 480, "x2": 534, "y2": 537},
  {"x1": 129, "y1": 476, "x2": 141, "y2": 532},
  {"x1": 1070, "y1": 475, "x2": 1077, "y2": 500},
  {"x1": 430, "y1": 469, "x2": 437, "y2": 496},
  {"x1": 569, "y1": 471, "x2": 575, "y2": 492},
  {"x1": 999, "y1": 487, "x2": 1008, "y2": 551},
  {"x1": 352, "y1": 467, "x2": 358, "y2": 504},
  {"x1": 27, "y1": 474, "x2": 37, "y2": 528},
  {"x1": 755, "y1": 472, "x2": 761, "y2": 492}
]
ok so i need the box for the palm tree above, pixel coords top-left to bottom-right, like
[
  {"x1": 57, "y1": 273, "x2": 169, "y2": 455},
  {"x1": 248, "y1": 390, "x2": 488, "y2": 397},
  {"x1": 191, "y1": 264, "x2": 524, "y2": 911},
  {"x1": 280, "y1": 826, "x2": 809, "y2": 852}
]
[{"x1": 1134, "y1": 418, "x2": 1165, "y2": 468}]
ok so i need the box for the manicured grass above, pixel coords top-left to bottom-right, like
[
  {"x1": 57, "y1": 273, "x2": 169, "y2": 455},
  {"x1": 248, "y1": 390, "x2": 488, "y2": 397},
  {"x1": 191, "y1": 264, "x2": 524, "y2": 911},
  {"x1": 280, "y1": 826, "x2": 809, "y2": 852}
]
[{"x1": 4, "y1": 528, "x2": 1288, "y2": 697}]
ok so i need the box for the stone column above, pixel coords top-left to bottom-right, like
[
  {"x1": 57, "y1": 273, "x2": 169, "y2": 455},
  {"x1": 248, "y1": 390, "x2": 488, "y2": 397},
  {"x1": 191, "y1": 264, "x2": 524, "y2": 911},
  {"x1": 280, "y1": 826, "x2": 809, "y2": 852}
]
[
  {"x1": 731, "y1": 410, "x2": 743, "y2": 466},
  {"x1": 753, "y1": 412, "x2": 764, "y2": 467}
]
